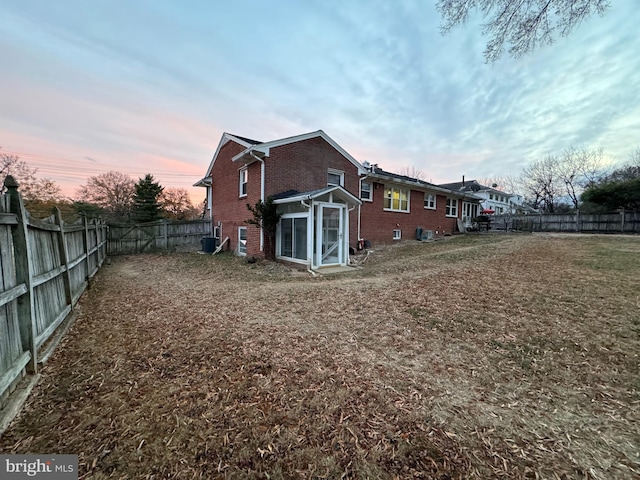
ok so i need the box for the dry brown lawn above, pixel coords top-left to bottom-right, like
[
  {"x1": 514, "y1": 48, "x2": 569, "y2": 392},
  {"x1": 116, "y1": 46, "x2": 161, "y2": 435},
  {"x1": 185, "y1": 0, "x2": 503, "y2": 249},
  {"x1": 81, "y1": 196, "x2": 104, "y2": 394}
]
[{"x1": 1, "y1": 234, "x2": 638, "y2": 479}]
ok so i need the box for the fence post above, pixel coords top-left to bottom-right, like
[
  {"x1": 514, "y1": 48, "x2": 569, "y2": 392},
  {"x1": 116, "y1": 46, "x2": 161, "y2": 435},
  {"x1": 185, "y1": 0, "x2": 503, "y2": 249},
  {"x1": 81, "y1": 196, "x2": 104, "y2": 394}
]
[
  {"x1": 620, "y1": 208, "x2": 625, "y2": 233},
  {"x1": 97, "y1": 219, "x2": 105, "y2": 266},
  {"x1": 163, "y1": 220, "x2": 168, "y2": 249},
  {"x1": 4, "y1": 176, "x2": 37, "y2": 373},
  {"x1": 53, "y1": 207, "x2": 73, "y2": 309},
  {"x1": 82, "y1": 213, "x2": 90, "y2": 281}
]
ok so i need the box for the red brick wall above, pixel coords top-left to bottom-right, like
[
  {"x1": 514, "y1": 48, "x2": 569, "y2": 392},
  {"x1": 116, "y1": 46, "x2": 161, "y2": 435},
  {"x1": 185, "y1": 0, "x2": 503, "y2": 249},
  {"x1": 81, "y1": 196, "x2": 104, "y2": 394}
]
[
  {"x1": 264, "y1": 137, "x2": 361, "y2": 246},
  {"x1": 210, "y1": 136, "x2": 362, "y2": 257},
  {"x1": 359, "y1": 183, "x2": 459, "y2": 246},
  {"x1": 265, "y1": 138, "x2": 360, "y2": 196},
  {"x1": 209, "y1": 141, "x2": 263, "y2": 256}
]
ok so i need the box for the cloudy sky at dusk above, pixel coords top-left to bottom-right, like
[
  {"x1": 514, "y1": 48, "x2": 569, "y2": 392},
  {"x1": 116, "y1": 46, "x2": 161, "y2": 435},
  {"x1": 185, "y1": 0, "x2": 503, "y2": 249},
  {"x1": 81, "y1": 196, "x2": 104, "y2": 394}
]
[{"x1": 1, "y1": 0, "x2": 638, "y2": 203}]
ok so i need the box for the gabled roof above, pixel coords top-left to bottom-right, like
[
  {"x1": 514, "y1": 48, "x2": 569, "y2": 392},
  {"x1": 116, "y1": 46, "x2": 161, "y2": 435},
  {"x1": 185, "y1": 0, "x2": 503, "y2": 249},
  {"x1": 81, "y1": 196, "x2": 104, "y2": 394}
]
[
  {"x1": 196, "y1": 133, "x2": 263, "y2": 185},
  {"x1": 272, "y1": 185, "x2": 361, "y2": 206},
  {"x1": 231, "y1": 130, "x2": 367, "y2": 174}
]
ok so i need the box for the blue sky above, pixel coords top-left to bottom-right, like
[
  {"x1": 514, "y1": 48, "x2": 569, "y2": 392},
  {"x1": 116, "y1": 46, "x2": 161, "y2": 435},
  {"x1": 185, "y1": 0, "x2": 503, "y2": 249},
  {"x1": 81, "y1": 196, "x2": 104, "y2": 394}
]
[{"x1": 1, "y1": 0, "x2": 638, "y2": 202}]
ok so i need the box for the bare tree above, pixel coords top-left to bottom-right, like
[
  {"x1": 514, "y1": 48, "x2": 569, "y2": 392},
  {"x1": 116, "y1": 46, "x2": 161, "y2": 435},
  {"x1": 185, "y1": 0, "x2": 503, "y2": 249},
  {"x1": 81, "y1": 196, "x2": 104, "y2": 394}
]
[
  {"x1": 501, "y1": 174, "x2": 522, "y2": 196},
  {"x1": 1, "y1": 151, "x2": 63, "y2": 202},
  {"x1": 519, "y1": 147, "x2": 607, "y2": 212},
  {"x1": 603, "y1": 147, "x2": 640, "y2": 183},
  {"x1": 76, "y1": 171, "x2": 135, "y2": 221},
  {"x1": 557, "y1": 146, "x2": 606, "y2": 209},
  {"x1": 397, "y1": 165, "x2": 425, "y2": 181},
  {"x1": 160, "y1": 187, "x2": 200, "y2": 220},
  {"x1": 520, "y1": 155, "x2": 563, "y2": 213},
  {"x1": 628, "y1": 147, "x2": 640, "y2": 169},
  {"x1": 437, "y1": 0, "x2": 611, "y2": 63}
]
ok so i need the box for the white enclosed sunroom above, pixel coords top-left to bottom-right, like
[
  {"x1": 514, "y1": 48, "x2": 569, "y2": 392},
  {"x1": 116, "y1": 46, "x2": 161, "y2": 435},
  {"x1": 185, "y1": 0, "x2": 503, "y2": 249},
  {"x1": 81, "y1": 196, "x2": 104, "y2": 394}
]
[{"x1": 273, "y1": 186, "x2": 361, "y2": 270}]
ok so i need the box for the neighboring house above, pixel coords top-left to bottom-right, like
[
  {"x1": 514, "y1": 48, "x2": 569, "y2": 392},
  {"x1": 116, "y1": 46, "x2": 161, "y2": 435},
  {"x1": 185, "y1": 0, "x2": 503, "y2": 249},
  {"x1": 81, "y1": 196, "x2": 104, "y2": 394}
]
[
  {"x1": 195, "y1": 130, "x2": 480, "y2": 269},
  {"x1": 438, "y1": 178, "x2": 516, "y2": 225}
]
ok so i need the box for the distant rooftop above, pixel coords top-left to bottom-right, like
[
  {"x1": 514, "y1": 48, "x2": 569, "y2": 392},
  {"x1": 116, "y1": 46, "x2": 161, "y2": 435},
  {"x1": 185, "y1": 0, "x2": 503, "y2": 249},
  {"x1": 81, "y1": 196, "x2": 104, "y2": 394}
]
[
  {"x1": 439, "y1": 180, "x2": 484, "y2": 192},
  {"x1": 439, "y1": 179, "x2": 508, "y2": 196}
]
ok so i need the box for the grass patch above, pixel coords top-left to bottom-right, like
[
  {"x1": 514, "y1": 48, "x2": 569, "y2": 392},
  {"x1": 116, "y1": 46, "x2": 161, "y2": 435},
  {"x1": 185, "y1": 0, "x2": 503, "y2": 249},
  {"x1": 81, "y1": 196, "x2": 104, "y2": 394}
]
[{"x1": 1, "y1": 234, "x2": 638, "y2": 479}]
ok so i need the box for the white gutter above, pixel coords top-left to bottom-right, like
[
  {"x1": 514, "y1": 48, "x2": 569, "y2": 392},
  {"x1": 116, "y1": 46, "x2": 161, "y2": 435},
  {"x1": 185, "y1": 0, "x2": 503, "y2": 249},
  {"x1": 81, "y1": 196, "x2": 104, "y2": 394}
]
[
  {"x1": 357, "y1": 173, "x2": 371, "y2": 242},
  {"x1": 249, "y1": 151, "x2": 266, "y2": 251}
]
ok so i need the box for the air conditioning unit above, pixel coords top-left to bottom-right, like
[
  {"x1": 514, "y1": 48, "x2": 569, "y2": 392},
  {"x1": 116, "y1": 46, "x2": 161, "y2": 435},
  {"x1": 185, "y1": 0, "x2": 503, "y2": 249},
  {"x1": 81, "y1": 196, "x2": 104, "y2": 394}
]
[{"x1": 421, "y1": 230, "x2": 434, "y2": 241}]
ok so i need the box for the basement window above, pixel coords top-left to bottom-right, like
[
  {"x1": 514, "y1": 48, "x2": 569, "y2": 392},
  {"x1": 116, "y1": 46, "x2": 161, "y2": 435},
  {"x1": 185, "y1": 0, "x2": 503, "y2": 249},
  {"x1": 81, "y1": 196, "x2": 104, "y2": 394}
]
[{"x1": 238, "y1": 227, "x2": 247, "y2": 256}]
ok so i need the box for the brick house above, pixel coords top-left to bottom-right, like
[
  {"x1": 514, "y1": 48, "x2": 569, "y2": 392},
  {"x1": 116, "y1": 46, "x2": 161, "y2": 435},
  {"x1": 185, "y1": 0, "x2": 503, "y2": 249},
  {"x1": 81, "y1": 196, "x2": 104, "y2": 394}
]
[{"x1": 195, "y1": 130, "x2": 480, "y2": 269}]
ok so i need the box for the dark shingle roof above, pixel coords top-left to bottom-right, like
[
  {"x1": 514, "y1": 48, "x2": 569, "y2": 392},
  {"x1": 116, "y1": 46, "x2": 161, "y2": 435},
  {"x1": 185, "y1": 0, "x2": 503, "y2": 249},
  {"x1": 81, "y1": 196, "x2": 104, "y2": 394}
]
[
  {"x1": 272, "y1": 189, "x2": 300, "y2": 200},
  {"x1": 228, "y1": 134, "x2": 262, "y2": 145},
  {"x1": 439, "y1": 180, "x2": 483, "y2": 192},
  {"x1": 370, "y1": 166, "x2": 440, "y2": 189},
  {"x1": 439, "y1": 180, "x2": 510, "y2": 197}
]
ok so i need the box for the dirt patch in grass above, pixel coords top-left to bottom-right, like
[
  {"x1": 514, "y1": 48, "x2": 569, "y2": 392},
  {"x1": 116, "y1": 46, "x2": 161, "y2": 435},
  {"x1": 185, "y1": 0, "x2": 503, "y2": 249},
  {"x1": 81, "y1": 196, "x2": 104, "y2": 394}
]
[{"x1": 1, "y1": 234, "x2": 638, "y2": 479}]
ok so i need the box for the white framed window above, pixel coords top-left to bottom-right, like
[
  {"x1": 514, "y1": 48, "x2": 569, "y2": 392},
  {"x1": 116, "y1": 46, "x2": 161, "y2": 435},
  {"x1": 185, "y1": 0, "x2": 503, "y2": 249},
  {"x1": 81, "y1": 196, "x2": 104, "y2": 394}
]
[
  {"x1": 238, "y1": 227, "x2": 247, "y2": 256},
  {"x1": 393, "y1": 229, "x2": 402, "y2": 240},
  {"x1": 383, "y1": 186, "x2": 409, "y2": 212},
  {"x1": 424, "y1": 193, "x2": 436, "y2": 209},
  {"x1": 360, "y1": 181, "x2": 372, "y2": 201},
  {"x1": 445, "y1": 198, "x2": 458, "y2": 217},
  {"x1": 278, "y1": 215, "x2": 308, "y2": 262},
  {"x1": 239, "y1": 168, "x2": 248, "y2": 197},
  {"x1": 327, "y1": 168, "x2": 344, "y2": 187}
]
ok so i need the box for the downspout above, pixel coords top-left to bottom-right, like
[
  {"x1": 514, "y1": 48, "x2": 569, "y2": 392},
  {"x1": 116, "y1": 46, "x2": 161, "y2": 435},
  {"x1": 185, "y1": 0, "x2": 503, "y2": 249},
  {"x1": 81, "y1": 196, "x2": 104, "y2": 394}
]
[
  {"x1": 357, "y1": 173, "x2": 370, "y2": 243},
  {"x1": 249, "y1": 151, "x2": 266, "y2": 251},
  {"x1": 301, "y1": 196, "x2": 312, "y2": 271}
]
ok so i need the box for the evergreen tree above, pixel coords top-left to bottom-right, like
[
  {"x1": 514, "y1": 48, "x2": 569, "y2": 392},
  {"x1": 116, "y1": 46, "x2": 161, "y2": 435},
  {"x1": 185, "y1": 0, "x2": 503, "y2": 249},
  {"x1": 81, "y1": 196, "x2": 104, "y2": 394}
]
[
  {"x1": 581, "y1": 156, "x2": 640, "y2": 212},
  {"x1": 132, "y1": 174, "x2": 164, "y2": 223}
]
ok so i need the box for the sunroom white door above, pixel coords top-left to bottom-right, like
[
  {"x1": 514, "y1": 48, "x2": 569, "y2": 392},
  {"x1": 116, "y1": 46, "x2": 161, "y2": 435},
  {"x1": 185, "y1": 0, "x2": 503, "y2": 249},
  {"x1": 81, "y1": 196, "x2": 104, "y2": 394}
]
[{"x1": 317, "y1": 204, "x2": 343, "y2": 266}]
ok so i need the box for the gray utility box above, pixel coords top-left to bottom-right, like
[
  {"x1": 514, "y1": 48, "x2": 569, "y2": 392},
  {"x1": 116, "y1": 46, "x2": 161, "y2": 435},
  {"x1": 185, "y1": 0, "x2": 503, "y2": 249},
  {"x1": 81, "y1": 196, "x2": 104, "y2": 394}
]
[{"x1": 201, "y1": 237, "x2": 218, "y2": 253}]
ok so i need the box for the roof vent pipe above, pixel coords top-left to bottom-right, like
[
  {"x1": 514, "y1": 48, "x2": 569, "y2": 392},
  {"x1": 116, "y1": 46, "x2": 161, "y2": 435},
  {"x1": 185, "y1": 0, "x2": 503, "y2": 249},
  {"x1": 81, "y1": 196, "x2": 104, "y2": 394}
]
[{"x1": 462, "y1": 175, "x2": 465, "y2": 186}]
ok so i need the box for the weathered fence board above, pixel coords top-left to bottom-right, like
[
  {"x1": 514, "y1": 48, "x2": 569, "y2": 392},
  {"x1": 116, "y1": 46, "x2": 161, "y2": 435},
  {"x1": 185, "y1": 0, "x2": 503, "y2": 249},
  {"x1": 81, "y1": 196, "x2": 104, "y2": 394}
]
[
  {"x1": 498, "y1": 211, "x2": 640, "y2": 234},
  {"x1": 108, "y1": 219, "x2": 210, "y2": 255},
  {"x1": 0, "y1": 176, "x2": 107, "y2": 404}
]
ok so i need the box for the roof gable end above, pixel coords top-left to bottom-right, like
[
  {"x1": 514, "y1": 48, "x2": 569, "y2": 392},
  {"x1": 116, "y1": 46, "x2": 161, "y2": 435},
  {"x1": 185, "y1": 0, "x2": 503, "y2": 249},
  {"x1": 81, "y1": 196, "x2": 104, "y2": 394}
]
[
  {"x1": 231, "y1": 130, "x2": 367, "y2": 174},
  {"x1": 204, "y1": 132, "x2": 261, "y2": 177}
]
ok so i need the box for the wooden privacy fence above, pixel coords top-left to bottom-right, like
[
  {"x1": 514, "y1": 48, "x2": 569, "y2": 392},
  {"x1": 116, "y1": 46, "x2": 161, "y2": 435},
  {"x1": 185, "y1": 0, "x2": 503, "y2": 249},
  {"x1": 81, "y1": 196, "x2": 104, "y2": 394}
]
[
  {"x1": 0, "y1": 177, "x2": 107, "y2": 403},
  {"x1": 107, "y1": 219, "x2": 211, "y2": 255},
  {"x1": 496, "y1": 211, "x2": 640, "y2": 233}
]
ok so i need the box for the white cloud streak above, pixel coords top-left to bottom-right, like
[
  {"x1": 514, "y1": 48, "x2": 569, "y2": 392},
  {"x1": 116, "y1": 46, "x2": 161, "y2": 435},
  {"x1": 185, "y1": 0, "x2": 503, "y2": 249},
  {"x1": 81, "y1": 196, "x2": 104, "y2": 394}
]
[{"x1": 0, "y1": 0, "x2": 637, "y2": 199}]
